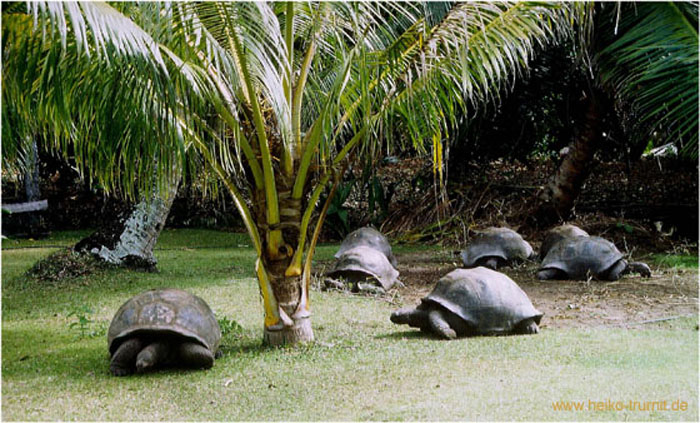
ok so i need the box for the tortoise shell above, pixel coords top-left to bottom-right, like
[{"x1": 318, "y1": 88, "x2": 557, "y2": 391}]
[
  {"x1": 539, "y1": 236, "x2": 624, "y2": 280},
  {"x1": 422, "y1": 268, "x2": 542, "y2": 334},
  {"x1": 108, "y1": 289, "x2": 221, "y2": 356},
  {"x1": 335, "y1": 227, "x2": 397, "y2": 267},
  {"x1": 461, "y1": 227, "x2": 533, "y2": 267},
  {"x1": 539, "y1": 224, "x2": 589, "y2": 260},
  {"x1": 327, "y1": 245, "x2": 399, "y2": 290}
]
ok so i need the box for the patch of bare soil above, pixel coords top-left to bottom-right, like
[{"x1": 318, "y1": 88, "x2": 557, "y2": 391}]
[{"x1": 390, "y1": 250, "x2": 699, "y2": 330}]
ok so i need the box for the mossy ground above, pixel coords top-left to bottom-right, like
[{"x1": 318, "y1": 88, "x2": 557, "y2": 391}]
[{"x1": 2, "y1": 229, "x2": 698, "y2": 421}]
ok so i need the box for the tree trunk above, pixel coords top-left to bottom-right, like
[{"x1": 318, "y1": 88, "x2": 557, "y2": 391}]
[
  {"x1": 74, "y1": 172, "x2": 180, "y2": 271},
  {"x1": 23, "y1": 139, "x2": 46, "y2": 236},
  {"x1": 24, "y1": 139, "x2": 41, "y2": 202},
  {"x1": 535, "y1": 91, "x2": 603, "y2": 224},
  {"x1": 258, "y1": 183, "x2": 315, "y2": 346},
  {"x1": 262, "y1": 264, "x2": 314, "y2": 346}
]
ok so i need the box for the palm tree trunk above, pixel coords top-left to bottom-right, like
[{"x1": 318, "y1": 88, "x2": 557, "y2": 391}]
[
  {"x1": 536, "y1": 91, "x2": 602, "y2": 223},
  {"x1": 259, "y1": 181, "x2": 315, "y2": 346},
  {"x1": 262, "y1": 262, "x2": 314, "y2": 346},
  {"x1": 74, "y1": 171, "x2": 181, "y2": 271}
]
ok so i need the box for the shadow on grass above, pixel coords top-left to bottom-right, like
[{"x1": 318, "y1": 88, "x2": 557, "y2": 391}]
[
  {"x1": 2, "y1": 328, "x2": 110, "y2": 379},
  {"x1": 219, "y1": 339, "x2": 269, "y2": 356},
  {"x1": 374, "y1": 329, "x2": 439, "y2": 341},
  {"x1": 3, "y1": 324, "x2": 296, "y2": 382}
]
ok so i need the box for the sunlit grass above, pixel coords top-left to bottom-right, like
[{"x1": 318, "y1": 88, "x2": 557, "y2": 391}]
[
  {"x1": 652, "y1": 254, "x2": 699, "y2": 269},
  {"x1": 2, "y1": 230, "x2": 698, "y2": 421}
]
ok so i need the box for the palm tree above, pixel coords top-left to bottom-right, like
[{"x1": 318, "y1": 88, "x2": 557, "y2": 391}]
[
  {"x1": 72, "y1": 170, "x2": 181, "y2": 271},
  {"x1": 537, "y1": 1, "x2": 698, "y2": 221},
  {"x1": 3, "y1": 1, "x2": 587, "y2": 345},
  {"x1": 2, "y1": 2, "x2": 183, "y2": 269}
]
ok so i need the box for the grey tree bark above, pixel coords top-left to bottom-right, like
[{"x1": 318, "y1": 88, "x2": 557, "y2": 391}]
[{"x1": 74, "y1": 170, "x2": 181, "y2": 271}]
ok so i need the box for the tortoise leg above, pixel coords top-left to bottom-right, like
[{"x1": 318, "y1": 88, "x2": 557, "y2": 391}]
[
  {"x1": 110, "y1": 338, "x2": 144, "y2": 376},
  {"x1": 407, "y1": 309, "x2": 429, "y2": 330},
  {"x1": 537, "y1": 268, "x2": 564, "y2": 280},
  {"x1": 428, "y1": 309, "x2": 457, "y2": 340},
  {"x1": 513, "y1": 318, "x2": 539, "y2": 335},
  {"x1": 356, "y1": 282, "x2": 385, "y2": 295},
  {"x1": 628, "y1": 262, "x2": 652, "y2": 277},
  {"x1": 177, "y1": 342, "x2": 214, "y2": 369},
  {"x1": 603, "y1": 260, "x2": 628, "y2": 281},
  {"x1": 481, "y1": 257, "x2": 499, "y2": 270},
  {"x1": 135, "y1": 341, "x2": 171, "y2": 373},
  {"x1": 323, "y1": 277, "x2": 346, "y2": 291}
]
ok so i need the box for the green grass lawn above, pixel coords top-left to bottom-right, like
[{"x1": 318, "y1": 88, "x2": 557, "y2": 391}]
[
  {"x1": 2, "y1": 229, "x2": 698, "y2": 421},
  {"x1": 652, "y1": 253, "x2": 699, "y2": 269}
]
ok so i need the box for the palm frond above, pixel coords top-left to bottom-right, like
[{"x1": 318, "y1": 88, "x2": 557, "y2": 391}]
[
  {"x1": 348, "y1": 2, "x2": 587, "y2": 158},
  {"x1": 595, "y1": 2, "x2": 699, "y2": 158},
  {"x1": 2, "y1": 3, "x2": 213, "y2": 198}
]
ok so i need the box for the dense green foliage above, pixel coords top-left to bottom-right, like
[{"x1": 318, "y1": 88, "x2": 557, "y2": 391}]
[
  {"x1": 449, "y1": 2, "x2": 698, "y2": 165},
  {"x1": 596, "y1": 2, "x2": 699, "y2": 159}
]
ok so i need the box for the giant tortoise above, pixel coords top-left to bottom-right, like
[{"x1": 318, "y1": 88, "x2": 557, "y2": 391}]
[
  {"x1": 539, "y1": 224, "x2": 589, "y2": 260},
  {"x1": 108, "y1": 289, "x2": 221, "y2": 376},
  {"x1": 537, "y1": 236, "x2": 651, "y2": 281},
  {"x1": 390, "y1": 267, "x2": 542, "y2": 339},
  {"x1": 326, "y1": 245, "x2": 400, "y2": 293},
  {"x1": 461, "y1": 227, "x2": 534, "y2": 269},
  {"x1": 335, "y1": 227, "x2": 397, "y2": 267}
]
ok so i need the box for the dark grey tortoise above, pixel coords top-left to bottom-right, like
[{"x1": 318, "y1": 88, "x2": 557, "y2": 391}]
[
  {"x1": 538, "y1": 236, "x2": 652, "y2": 281},
  {"x1": 390, "y1": 267, "x2": 543, "y2": 339},
  {"x1": 461, "y1": 227, "x2": 534, "y2": 269},
  {"x1": 539, "y1": 224, "x2": 589, "y2": 260},
  {"x1": 326, "y1": 246, "x2": 400, "y2": 293},
  {"x1": 108, "y1": 289, "x2": 221, "y2": 376},
  {"x1": 335, "y1": 227, "x2": 397, "y2": 267}
]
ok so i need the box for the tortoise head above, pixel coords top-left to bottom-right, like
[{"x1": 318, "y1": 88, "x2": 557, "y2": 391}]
[{"x1": 135, "y1": 340, "x2": 173, "y2": 373}]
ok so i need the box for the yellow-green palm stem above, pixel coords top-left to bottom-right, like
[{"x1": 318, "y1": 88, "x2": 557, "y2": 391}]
[
  {"x1": 228, "y1": 17, "x2": 284, "y2": 258},
  {"x1": 279, "y1": 2, "x2": 295, "y2": 178},
  {"x1": 332, "y1": 125, "x2": 368, "y2": 168},
  {"x1": 290, "y1": 47, "x2": 356, "y2": 200},
  {"x1": 182, "y1": 136, "x2": 277, "y2": 329},
  {"x1": 182, "y1": 119, "x2": 282, "y2": 327},
  {"x1": 286, "y1": 125, "x2": 367, "y2": 276},
  {"x1": 181, "y1": 120, "x2": 262, "y2": 255},
  {"x1": 289, "y1": 26, "x2": 423, "y2": 199},
  {"x1": 296, "y1": 171, "x2": 342, "y2": 317},
  {"x1": 285, "y1": 171, "x2": 330, "y2": 277},
  {"x1": 256, "y1": 259, "x2": 289, "y2": 328},
  {"x1": 200, "y1": 63, "x2": 265, "y2": 188},
  {"x1": 292, "y1": 37, "x2": 316, "y2": 156},
  {"x1": 668, "y1": 1, "x2": 697, "y2": 34},
  {"x1": 290, "y1": 118, "x2": 324, "y2": 199}
]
